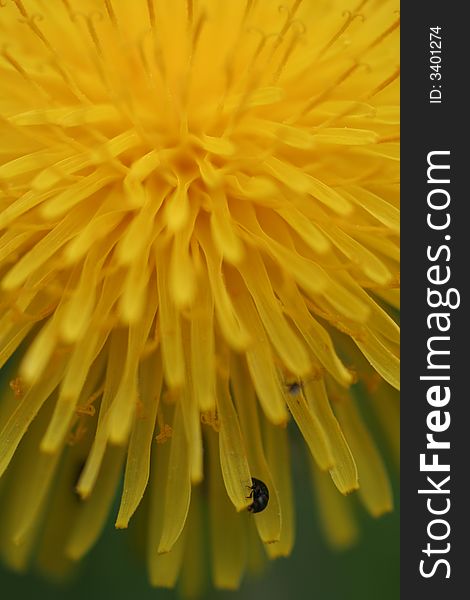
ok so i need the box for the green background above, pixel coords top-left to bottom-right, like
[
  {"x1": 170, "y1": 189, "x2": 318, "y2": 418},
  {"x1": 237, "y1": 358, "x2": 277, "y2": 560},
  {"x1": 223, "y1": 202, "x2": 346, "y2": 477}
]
[{"x1": 0, "y1": 443, "x2": 399, "y2": 600}]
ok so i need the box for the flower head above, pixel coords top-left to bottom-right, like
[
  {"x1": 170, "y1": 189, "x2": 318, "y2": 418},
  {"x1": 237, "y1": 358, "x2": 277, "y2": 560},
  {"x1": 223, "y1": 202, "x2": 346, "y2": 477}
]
[{"x1": 0, "y1": 0, "x2": 399, "y2": 592}]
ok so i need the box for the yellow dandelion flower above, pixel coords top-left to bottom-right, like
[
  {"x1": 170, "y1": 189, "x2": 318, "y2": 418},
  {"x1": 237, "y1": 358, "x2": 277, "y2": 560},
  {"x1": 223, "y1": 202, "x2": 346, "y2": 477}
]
[{"x1": 0, "y1": 0, "x2": 399, "y2": 593}]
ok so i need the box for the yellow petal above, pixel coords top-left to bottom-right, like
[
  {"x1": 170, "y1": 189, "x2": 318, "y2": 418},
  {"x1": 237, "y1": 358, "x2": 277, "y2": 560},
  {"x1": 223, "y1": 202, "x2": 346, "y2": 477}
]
[
  {"x1": 0, "y1": 359, "x2": 66, "y2": 477},
  {"x1": 65, "y1": 445, "x2": 125, "y2": 560},
  {"x1": 231, "y1": 292, "x2": 288, "y2": 425},
  {"x1": 217, "y1": 378, "x2": 252, "y2": 512},
  {"x1": 231, "y1": 355, "x2": 281, "y2": 544},
  {"x1": 115, "y1": 351, "x2": 162, "y2": 528},
  {"x1": 264, "y1": 421, "x2": 295, "y2": 557},
  {"x1": 310, "y1": 458, "x2": 359, "y2": 549},
  {"x1": 335, "y1": 396, "x2": 393, "y2": 516},
  {"x1": 158, "y1": 403, "x2": 192, "y2": 553},
  {"x1": 207, "y1": 429, "x2": 247, "y2": 589},
  {"x1": 355, "y1": 328, "x2": 400, "y2": 391},
  {"x1": 303, "y1": 379, "x2": 359, "y2": 494},
  {"x1": 285, "y1": 383, "x2": 333, "y2": 471}
]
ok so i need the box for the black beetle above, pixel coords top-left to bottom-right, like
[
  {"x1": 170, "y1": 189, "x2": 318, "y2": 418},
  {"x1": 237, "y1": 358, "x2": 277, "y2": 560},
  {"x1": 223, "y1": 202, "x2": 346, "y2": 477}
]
[
  {"x1": 286, "y1": 380, "x2": 303, "y2": 395},
  {"x1": 246, "y1": 477, "x2": 269, "y2": 513}
]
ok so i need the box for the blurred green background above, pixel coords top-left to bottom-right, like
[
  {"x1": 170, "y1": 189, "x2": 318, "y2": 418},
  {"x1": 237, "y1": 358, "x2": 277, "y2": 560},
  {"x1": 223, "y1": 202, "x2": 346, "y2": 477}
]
[{"x1": 0, "y1": 438, "x2": 399, "y2": 600}]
